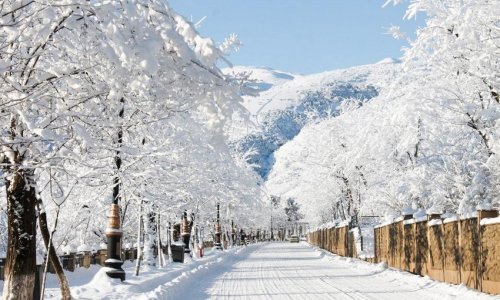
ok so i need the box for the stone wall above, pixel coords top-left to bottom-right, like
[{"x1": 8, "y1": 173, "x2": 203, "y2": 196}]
[{"x1": 308, "y1": 209, "x2": 500, "y2": 295}]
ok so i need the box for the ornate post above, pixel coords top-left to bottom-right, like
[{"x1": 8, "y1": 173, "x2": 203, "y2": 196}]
[
  {"x1": 270, "y1": 216, "x2": 274, "y2": 240},
  {"x1": 181, "y1": 211, "x2": 191, "y2": 254},
  {"x1": 105, "y1": 204, "x2": 125, "y2": 280},
  {"x1": 231, "y1": 220, "x2": 236, "y2": 246},
  {"x1": 215, "y1": 203, "x2": 222, "y2": 250},
  {"x1": 240, "y1": 228, "x2": 246, "y2": 245},
  {"x1": 105, "y1": 97, "x2": 125, "y2": 281}
]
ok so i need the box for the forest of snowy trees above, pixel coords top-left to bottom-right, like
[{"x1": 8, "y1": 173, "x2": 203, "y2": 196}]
[
  {"x1": 0, "y1": 1, "x2": 268, "y2": 298},
  {"x1": 267, "y1": 0, "x2": 499, "y2": 225},
  {"x1": 0, "y1": 0, "x2": 499, "y2": 299}
]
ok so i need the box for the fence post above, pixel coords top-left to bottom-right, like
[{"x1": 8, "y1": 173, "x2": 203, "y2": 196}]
[
  {"x1": 477, "y1": 209, "x2": 499, "y2": 293},
  {"x1": 402, "y1": 212, "x2": 413, "y2": 272},
  {"x1": 427, "y1": 213, "x2": 445, "y2": 282}
]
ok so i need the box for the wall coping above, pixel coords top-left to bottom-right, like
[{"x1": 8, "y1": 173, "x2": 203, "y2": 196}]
[
  {"x1": 403, "y1": 216, "x2": 427, "y2": 225},
  {"x1": 480, "y1": 216, "x2": 500, "y2": 226},
  {"x1": 310, "y1": 220, "x2": 350, "y2": 231},
  {"x1": 428, "y1": 219, "x2": 443, "y2": 227},
  {"x1": 443, "y1": 215, "x2": 460, "y2": 224},
  {"x1": 310, "y1": 209, "x2": 499, "y2": 232}
]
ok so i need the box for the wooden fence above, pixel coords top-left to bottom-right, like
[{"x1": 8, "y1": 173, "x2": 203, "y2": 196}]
[
  {"x1": 308, "y1": 209, "x2": 500, "y2": 295},
  {"x1": 308, "y1": 225, "x2": 359, "y2": 260}
]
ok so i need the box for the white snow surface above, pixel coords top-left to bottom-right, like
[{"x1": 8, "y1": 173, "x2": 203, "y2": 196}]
[
  {"x1": 177, "y1": 243, "x2": 497, "y2": 299},
  {"x1": 224, "y1": 60, "x2": 400, "y2": 140},
  {"x1": 480, "y1": 216, "x2": 500, "y2": 226},
  {"x1": 359, "y1": 226, "x2": 375, "y2": 258},
  {"x1": 13, "y1": 242, "x2": 497, "y2": 299},
  {"x1": 228, "y1": 61, "x2": 399, "y2": 117}
]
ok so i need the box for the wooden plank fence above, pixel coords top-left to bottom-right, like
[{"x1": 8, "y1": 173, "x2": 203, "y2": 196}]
[{"x1": 308, "y1": 209, "x2": 500, "y2": 295}]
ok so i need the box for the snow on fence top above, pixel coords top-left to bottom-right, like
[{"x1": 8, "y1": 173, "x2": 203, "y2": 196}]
[
  {"x1": 480, "y1": 216, "x2": 500, "y2": 226},
  {"x1": 307, "y1": 220, "x2": 350, "y2": 232},
  {"x1": 427, "y1": 219, "x2": 443, "y2": 227},
  {"x1": 311, "y1": 208, "x2": 499, "y2": 231}
]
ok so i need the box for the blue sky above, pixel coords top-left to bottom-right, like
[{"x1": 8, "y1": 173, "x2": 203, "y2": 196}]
[{"x1": 168, "y1": 1, "x2": 426, "y2": 74}]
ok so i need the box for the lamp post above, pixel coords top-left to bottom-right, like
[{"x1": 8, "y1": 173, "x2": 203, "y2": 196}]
[
  {"x1": 215, "y1": 203, "x2": 222, "y2": 250},
  {"x1": 270, "y1": 216, "x2": 274, "y2": 240},
  {"x1": 231, "y1": 220, "x2": 236, "y2": 246},
  {"x1": 105, "y1": 98, "x2": 125, "y2": 281},
  {"x1": 105, "y1": 200, "x2": 125, "y2": 280},
  {"x1": 181, "y1": 211, "x2": 191, "y2": 254}
]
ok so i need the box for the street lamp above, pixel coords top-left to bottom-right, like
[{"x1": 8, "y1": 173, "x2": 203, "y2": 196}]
[
  {"x1": 231, "y1": 220, "x2": 235, "y2": 246},
  {"x1": 215, "y1": 203, "x2": 222, "y2": 250},
  {"x1": 270, "y1": 216, "x2": 274, "y2": 240},
  {"x1": 105, "y1": 201, "x2": 125, "y2": 281},
  {"x1": 105, "y1": 97, "x2": 125, "y2": 281},
  {"x1": 181, "y1": 211, "x2": 191, "y2": 255}
]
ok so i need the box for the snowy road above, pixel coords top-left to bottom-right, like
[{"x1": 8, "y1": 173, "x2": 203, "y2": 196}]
[{"x1": 180, "y1": 242, "x2": 497, "y2": 300}]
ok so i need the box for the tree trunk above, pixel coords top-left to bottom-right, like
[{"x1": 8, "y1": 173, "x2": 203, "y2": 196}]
[
  {"x1": 36, "y1": 200, "x2": 71, "y2": 300},
  {"x1": 135, "y1": 200, "x2": 143, "y2": 276},
  {"x1": 3, "y1": 170, "x2": 37, "y2": 300},
  {"x1": 142, "y1": 210, "x2": 156, "y2": 267},
  {"x1": 167, "y1": 222, "x2": 172, "y2": 263},
  {"x1": 156, "y1": 215, "x2": 164, "y2": 267}
]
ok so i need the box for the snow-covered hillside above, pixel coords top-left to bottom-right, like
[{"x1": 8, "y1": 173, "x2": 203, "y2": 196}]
[
  {"x1": 227, "y1": 58, "x2": 400, "y2": 121},
  {"x1": 226, "y1": 59, "x2": 401, "y2": 178}
]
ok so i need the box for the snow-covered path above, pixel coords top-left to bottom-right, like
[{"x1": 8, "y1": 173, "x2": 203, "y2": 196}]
[{"x1": 180, "y1": 242, "x2": 498, "y2": 300}]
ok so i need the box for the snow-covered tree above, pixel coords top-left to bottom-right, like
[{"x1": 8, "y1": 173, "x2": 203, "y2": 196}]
[
  {"x1": 1, "y1": 0, "x2": 263, "y2": 298},
  {"x1": 266, "y1": 0, "x2": 499, "y2": 226}
]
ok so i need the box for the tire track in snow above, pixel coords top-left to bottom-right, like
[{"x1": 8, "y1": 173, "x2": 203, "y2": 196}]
[{"x1": 174, "y1": 242, "x2": 498, "y2": 300}]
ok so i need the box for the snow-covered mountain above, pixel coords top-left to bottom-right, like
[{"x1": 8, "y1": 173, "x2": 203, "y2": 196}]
[{"x1": 226, "y1": 58, "x2": 402, "y2": 179}]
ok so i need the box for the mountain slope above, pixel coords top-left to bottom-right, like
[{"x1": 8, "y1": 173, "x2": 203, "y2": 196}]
[{"x1": 226, "y1": 59, "x2": 402, "y2": 179}]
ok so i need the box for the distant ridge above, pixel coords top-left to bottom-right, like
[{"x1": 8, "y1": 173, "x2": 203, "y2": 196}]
[{"x1": 226, "y1": 59, "x2": 402, "y2": 178}]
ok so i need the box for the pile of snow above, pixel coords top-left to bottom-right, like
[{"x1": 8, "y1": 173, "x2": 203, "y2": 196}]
[
  {"x1": 4, "y1": 246, "x2": 252, "y2": 300},
  {"x1": 359, "y1": 226, "x2": 375, "y2": 259},
  {"x1": 62, "y1": 244, "x2": 77, "y2": 255},
  {"x1": 77, "y1": 244, "x2": 92, "y2": 253}
]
